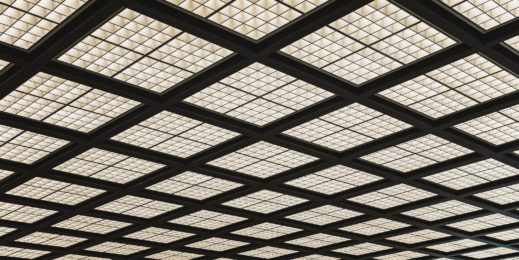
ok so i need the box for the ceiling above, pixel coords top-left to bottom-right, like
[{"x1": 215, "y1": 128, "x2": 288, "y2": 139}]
[{"x1": 0, "y1": 0, "x2": 518, "y2": 259}]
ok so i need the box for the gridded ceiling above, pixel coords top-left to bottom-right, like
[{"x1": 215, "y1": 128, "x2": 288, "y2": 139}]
[{"x1": 0, "y1": 0, "x2": 518, "y2": 259}]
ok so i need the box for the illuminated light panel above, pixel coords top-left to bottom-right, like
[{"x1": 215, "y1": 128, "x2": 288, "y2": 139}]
[
  {"x1": 380, "y1": 54, "x2": 519, "y2": 118},
  {"x1": 16, "y1": 232, "x2": 86, "y2": 247},
  {"x1": 187, "y1": 237, "x2": 248, "y2": 251},
  {"x1": 284, "y1": 103, "x2": 410, "y2": 151},
  {"x1": 0, "y1": 226, "x2": 15, "y2": 237},
  {"x1": 0, "y1": 246, "x2": 49, "y2": 258},
  {"x1": 424, "y1": 159, "x2": 519, "y2": 190},
  {"x1": 86, "y1": 242, "x2": 149, "y2": 255},
  {"x1": 506, "y1": 36, "x2": 519, "y2": 50},
  {"x1": 475, "y1": 183, "x2": 519, "y2": 205},
  {"x1": 402, "y1": 200, "x2": 480, "y2": 221},
  {"x1": 455, "y1": 104, "x2": 519, "y2": 145},
  {"x1": 375, "y1": 251, "x2": 427, "y2": 260},
  {"x1": 294, "y1": 254, "x2": 339, "y2": 260},
  {"x1": 146, "y1": 250, "x2": 202, "y2": 260},
  {"x1": 361, "y1": 134, "x2": 472, "y2": 172},
  {"x1": 0, "y1": 59, "x2": 9, "y2": 71},
  {"x1": 185, "y1": 63, "x2": 333, "y2": 126},
  {"x1": 486, "y1": 228, "x2": 519, "y2": 241},
  {"x1": 146, "y1": 171, "x2": 242, "y2": 200},
  {"x1": 53, "y1": 215, "x2": 131, "y2": 234},
  {"x1": 463, "y1": 247, "x2": 518, "y2": 259},
  {"x1": 7, "y1": 177, "x2": 104, "y2": 205},
  {"x1": 0, "y1": 73, "x2": 140, "y2": 133},
  {"x1": 124, "y1": 227, "x2": 193, "y2": 243},
  {"x1": 285, "y1": 165, "x2": 382, "y2": 195},
  {"x1": 339, "y1": 218, "x2": 410, "y2": 235},
  {"x1": 348, "y1": 184, "x2": 435, "y2": 209},
  {"x1": 0, "y1": 169, "x2": 13, "y2": 181},
  {"x1": 286, "y1": 205, "x2": 362, "y2": 226},
  {"x1": 209, "y1": 141, "x2": 316, "y2": 178},
  {"x1": 58, "y1": 9, "x2": 232, "y2": 93},
  {"x1": 168, "y1": 0, "x2": 329, "y2": 40},
  {"x1": 0, "y1": 0, "x2": 87, "y2": 49},
  {"x1": 55, "y1": 148, "x2": 164, "y2": 184},
  {"x1": 170, "y1": 210, "x2": 246, "y2": 230},
  {"x1": 55, "y1": 255, "x2": 108, "y2": 260},
  {"x1": 447, "y1": 213, "x2": 519, "y2": 232},
  {"x1": 287, "y1": 233, "x2": 349, "y2": 248},
  {"x1": 0, "y1": 125, "x2": 69, "y2": 164},
  {"x1": 240, "y1": 246, "x2": 296, "y2": 259},
  {"x1": 0, "y1": 202, "x2": 55, "y2": 223},
  {"x1": 232, "y1": 223, "x2": 301, "y2": 240},
  {"x1": 112, "y1": 111, "x2": 239, "y2": 158},
  {"x1": 427, "y1": 239, "x2": 485, "y2": 252},
  {"x1": 334, "y1": 243, "x2": 391, "y2": 256},
  {"x1": 440, "y1": 0, "x2": 518, "y2": 30},
  {"x1": 388, "y1": 229, "x2": 450, "y2": 244},
  {"x1": 96, "y1": 195, "x2": 181, "y2": 218},
  {"x1": 222, "y1": 190, "x2": 307, "y2": 214},
  {"x1": 283, "y1": 0, "x2": 455, "y2": 85}
]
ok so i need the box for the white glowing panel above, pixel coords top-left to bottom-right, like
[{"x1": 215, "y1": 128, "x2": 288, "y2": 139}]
[
  {"x1": 170, "y1": 210, "x2": 246, "y2": 230},
  {"x1": 286, "y1": 205, "x2": 362, "y2": 226},
  {"x1": 463, "y1": 247, "x2": 518, "y2": 259},
  {"x1": 240, "y1": 246, "x2": 296, "y2": 259},
  {"x1": 0, "y1": 73, "x2": 140, "y2": 132},
  {"x1": 87, "y1": 242, "x2": 149, "y2": 255},
  {"x1": 146, "y1": 250, "x2": 202, "y2": 260},
  {"x1": 287, "y1": 233, "x2": 349, "y2": 248},
  {"x1": 294, "y1": 255, "x2": 339, "y2": 260},
  {"x1": 147, "y1": 171, "x2": 242, "y2": 200},
  {"x1": 187, "y1": 237, "x2": 248, "y2": 251},
  {"x1": 232, "y1": 223, "x2": 300, "y2": 240},
  {"x1": 427, "y1": 239, "x2": 485, "y2": 252},
  {"x1": 447, "y1": 213, "x2": 518, "y2": 232},
  {"x1": 285, "y1": 165, "x2": 382, "y2": 195},
  {"x1": 283, "y1": 0, "x2": 455, "y2": 85},
  {"x1": 424, "y1": 159, "x2": 519, "y2": 190},
  {"x1": 334, "y1": 243, "x2": 391, "y2": 256},
  {"x1": 0, "y1": 202, "x2": 55, "y2": 223},
  {"x1": 55, "y1": 254, "x2": 109, "y2": 260},
  {"x1": 284, "y1": 103, "x2": 410, "y2": 151},
  {"x1": 0, "y1": 125, "x2": 69, "y2": 164},
  {"x1": 222, "y1": 190, "x2": 307, "y2": 214},
  {"x1": 402, "y1": 200, "x2": 480, "y2": 221},
  {"x1": 440, "y1": 0, "x2": 518, "y2": 30},
  {"x1": 55, "y1": 148, "x2": 164, "y2": 184},
  {"x1": 361, "y1": 134, "x2": 472, "y2": 172},
  {"x1": 53, "y1": 215, "x2": 131, "y2": 234},
  {"x1": 486, "y1": 228, "x2": 519, "y2": 241},
  {"x1": 185, "y1": 63, "x2": 333, "y2": 126},
  {"x1": 375, "y1": 251, "x2": 426, "y2": 260},
  {"x1": 455, "y1": 104, "x2": 519, "y2": 145},
  {"x1": 340, "y1": 218, "x2": 410, "y2": 236},
  {"x1": 7, "y1": 177, "x2": 104, "y2": 205},
  {"x1": 506, "y1": 36, "x2": 519, "y2": 50},
  {"x1": 0, "y1": 246, "x2": 49, "y2": 258},
  {"x1": 348, "y1": 184, "x2": 435, "y2": 209},
  {"x1": 96, "y1": 195, "x2": 181, "y2": 218},
  {"x1": 0, "y1": 0, "x2": 87, "y2": 49},
  {"x1": 476, "y1": 183, "x2": 519, "y2": 205},
  {"x1": 209, "y1": 141, "x2": 316, "y2": 178},
  {"x1": 388, "y1": 229, "x2": 450, "y2": 244},
  {"x1": 16, "y1": 232, "x2": 86, "y2": 247},
  {"x1": 380, "y1": 54, "x2": 519, "y2": 118},
  {"x1": 112, "y1": 111, "x2": 239, "y2": 158},
  {"x1": 168, "y1": 0, "x2": 329, "y2": 40},
  {"x1": 125, "y1": 227, "x2": 193, "y2": 243},
  {"x1": 59, "y1": 9, "x2": 232, "y2": 93}
]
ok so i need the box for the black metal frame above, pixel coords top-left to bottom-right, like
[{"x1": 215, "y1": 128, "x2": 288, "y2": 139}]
[{"x1": 0, "y1": 0, "x2": 518, "y2": 259}]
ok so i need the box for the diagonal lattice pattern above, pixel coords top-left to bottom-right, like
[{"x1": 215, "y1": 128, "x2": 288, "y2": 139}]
[{"x1": 0, "y1": 0, "x2": 518, "y2": 259}]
